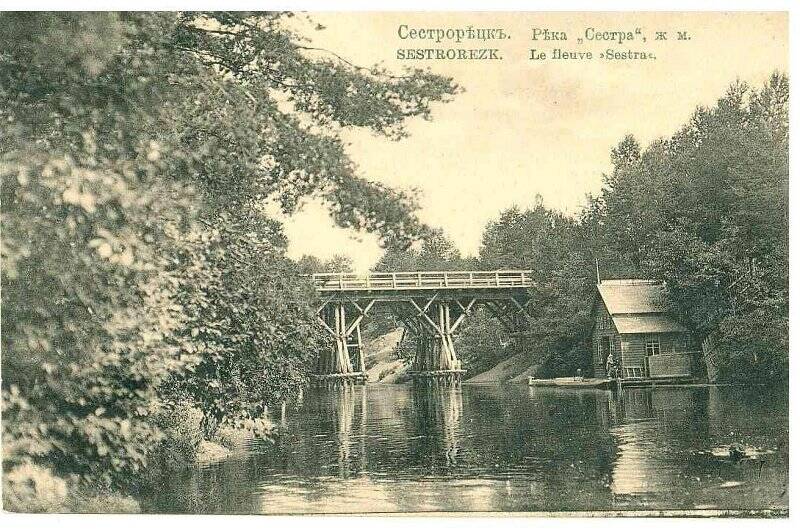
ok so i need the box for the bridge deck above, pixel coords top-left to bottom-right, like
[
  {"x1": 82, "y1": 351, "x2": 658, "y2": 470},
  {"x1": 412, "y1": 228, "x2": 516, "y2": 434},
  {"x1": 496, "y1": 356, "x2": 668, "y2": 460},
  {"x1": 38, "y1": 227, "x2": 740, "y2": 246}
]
[{"x1": 311, "y1": 270, "x2": 533, "y2": 292}]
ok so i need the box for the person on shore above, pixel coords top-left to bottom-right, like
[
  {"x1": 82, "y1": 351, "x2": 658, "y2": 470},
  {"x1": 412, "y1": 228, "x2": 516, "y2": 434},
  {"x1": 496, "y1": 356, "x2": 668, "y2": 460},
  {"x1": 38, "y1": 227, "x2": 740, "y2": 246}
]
[{"x1": 605, "y1": 354, "x2": 618, "y2": 380}]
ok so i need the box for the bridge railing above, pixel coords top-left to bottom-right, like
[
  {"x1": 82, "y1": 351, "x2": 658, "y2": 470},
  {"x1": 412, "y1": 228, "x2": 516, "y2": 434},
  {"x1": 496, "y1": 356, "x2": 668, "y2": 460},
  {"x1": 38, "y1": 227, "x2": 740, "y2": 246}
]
[{"x1": 310, "y1": 270, "x2": 534, "y2": 291}]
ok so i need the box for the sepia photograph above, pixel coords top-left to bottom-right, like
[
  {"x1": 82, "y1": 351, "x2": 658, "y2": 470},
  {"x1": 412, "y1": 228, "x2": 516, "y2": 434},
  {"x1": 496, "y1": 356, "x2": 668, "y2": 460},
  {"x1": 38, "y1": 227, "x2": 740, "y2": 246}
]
[{"x1": 0, "y1": 5, "x2": 792, "y2": 521}]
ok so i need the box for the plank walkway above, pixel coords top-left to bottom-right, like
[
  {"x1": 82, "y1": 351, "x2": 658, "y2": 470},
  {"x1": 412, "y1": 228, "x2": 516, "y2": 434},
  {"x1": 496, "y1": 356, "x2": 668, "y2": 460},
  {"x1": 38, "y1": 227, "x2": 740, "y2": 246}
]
[{"x1": 311, "y1": 270, "x2": 533, "y2": 292}]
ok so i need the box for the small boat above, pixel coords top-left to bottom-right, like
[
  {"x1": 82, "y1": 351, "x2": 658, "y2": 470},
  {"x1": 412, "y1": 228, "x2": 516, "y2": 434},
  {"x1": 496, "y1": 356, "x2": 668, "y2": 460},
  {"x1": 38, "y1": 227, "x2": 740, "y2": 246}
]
[{"x1": 527, "y1": 376, "x2": 612, "y2": 389}]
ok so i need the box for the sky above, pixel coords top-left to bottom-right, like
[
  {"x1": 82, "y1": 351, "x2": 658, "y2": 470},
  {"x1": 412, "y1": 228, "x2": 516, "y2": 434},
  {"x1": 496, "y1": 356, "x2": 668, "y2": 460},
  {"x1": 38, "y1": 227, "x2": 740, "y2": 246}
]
[{"x1": 272, "y1": 12, "x2": 788, "y2": 271}]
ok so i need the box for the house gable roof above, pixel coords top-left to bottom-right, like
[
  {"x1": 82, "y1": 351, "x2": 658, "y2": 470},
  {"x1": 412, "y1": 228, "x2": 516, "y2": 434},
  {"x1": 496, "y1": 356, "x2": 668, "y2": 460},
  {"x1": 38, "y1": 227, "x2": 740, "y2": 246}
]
[
  {"x1": 612, "y1": 315, "x2": 688, "y2": 334},
  {"x1": 596, "y1": 279, "x2": 687, "y2": 335},
  {"x1": 597, "y1": 279, "x2": 669, "y2": 315}
]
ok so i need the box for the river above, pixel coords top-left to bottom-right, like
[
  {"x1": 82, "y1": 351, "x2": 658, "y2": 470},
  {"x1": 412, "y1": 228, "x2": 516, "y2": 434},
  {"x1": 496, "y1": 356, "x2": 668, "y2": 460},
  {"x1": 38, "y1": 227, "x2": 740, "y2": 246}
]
[{"x1": 143, "y1": 384, "x2": 788, "y2": 515}]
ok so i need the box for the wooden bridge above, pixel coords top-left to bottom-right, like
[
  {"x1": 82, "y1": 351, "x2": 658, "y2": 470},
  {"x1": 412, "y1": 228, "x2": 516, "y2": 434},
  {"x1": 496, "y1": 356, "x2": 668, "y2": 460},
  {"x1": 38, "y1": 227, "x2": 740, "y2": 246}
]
[{"x1": 309, "y1": 270, "x2": 534, "y2": 385}]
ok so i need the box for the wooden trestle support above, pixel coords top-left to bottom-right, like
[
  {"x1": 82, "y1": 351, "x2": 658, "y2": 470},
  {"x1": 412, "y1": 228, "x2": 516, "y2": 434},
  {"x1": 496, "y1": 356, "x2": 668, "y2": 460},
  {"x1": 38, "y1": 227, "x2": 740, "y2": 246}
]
[
  {"x1": 312, "y1": 300, "x2": 372, "y2": 386},
  {"x1": 312, "y1": 291, "x2": 532, "y2": 386},
  {"x1": 395, "y1": 298, "x2": 474, "y2": 385}
]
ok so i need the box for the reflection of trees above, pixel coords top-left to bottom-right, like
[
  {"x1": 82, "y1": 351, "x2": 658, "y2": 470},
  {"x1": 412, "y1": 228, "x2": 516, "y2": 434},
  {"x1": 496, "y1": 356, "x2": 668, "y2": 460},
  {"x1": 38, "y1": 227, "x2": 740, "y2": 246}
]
[
  {"x1": 146, "y1": 384, "x2": 788, "y2": 513},
  {"x1": 705, "y1": 386, "x2": 789, "y2": 508},
  {"x1": 455, "y1": 386, "x2": 618, "y2": 510},
  {"x1": 411, "y1": 383, "x2": 464, "y2": 469},
  {"x1": 143, "y1": 446, "x2": 290, "y2": 514}
]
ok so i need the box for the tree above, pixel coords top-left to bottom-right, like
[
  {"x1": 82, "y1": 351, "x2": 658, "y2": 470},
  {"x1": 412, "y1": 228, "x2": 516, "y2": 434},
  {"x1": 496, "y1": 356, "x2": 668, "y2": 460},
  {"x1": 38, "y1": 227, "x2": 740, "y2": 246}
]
[
  {"x1": 417, "y1": 228, "x2": 468, "y2": 270},
  {"x1": 477, "y1": 199, "x2": 596, "y2": 377},
  {"x1": 1, "y1": 11, "x2": 459, "y2": 505},
  {"x1": 322, "y1": 254, "x2": 355, "y2": 273},
  {"x1": 295, "y1": 254, "x2": 326, "y2": 274},
  {"x1": 162, "y1": 215, "x2": 328, "y2": 437},
  {"x1": 373, "y1": 244, "x2": 422, "y2": 272},
  {"x1": 1, "y1": 13, "x2": 202, "y2": 492},
  {"x1": 165, "y1": 12, "x2": 458, "y2": 246},
  {"x1": 373, "y1": 227, "x2": 469, "y2": 272},
  {"x1": 599, "y1": 73, "x2": 789, "y2": 382},
  {"x1": 296, "y1": 253, "x2": 353, "y2": 273}
]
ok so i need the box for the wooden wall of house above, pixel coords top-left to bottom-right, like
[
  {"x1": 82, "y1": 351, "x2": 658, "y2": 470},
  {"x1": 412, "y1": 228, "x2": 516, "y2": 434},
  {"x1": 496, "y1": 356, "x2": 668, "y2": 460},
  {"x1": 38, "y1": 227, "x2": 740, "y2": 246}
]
[
  {"x1": 591, "y1": 301, "x2": 621, "y2": 377},
  {"x1": 620, "y1": 331, "x2": 696, "y2": 373},
  {"x1": 591, "y1": 296, "x2": 698, "y2": 378},
  {"x1": 620, "y1": 334, "x2": 644, "y2": 369}
]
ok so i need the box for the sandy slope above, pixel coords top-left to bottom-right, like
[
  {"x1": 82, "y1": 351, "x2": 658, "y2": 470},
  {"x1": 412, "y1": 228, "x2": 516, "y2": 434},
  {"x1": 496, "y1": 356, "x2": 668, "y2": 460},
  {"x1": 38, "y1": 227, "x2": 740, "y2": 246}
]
[
  {"x1": 465, "y1": 352, "x2": 536, "y2": 383},
  {"x1": 363, "y1": 328, "x2": 410, "y2": 383},
  {"x1": 363, "y1": 328, "x2": 537, "y2": 383}
]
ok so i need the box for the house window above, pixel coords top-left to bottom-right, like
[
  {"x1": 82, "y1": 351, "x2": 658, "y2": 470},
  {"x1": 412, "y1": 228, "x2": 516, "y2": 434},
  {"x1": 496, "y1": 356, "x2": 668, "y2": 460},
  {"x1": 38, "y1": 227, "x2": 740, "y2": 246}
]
[{"x1": 645, "y1": 336, "x2": 660, "y2": 357}]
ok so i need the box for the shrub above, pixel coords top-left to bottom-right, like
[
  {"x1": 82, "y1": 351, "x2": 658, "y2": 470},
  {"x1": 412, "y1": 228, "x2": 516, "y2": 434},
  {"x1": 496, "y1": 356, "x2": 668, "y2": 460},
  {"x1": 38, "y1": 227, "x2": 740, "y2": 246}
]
[
  {"x1": 535, "y1": 344, "x2": 593, "y2": 378},
  {"x1": 151, "y1": 403, "x2": 204, "y2": 466}
]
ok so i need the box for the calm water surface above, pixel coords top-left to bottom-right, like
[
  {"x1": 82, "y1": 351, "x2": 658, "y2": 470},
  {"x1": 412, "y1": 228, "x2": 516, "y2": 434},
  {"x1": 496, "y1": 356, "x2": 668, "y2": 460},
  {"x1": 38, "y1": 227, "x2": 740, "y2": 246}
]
[{"x1": 145, "y1": 384, "x2": 788, "y2": 514}]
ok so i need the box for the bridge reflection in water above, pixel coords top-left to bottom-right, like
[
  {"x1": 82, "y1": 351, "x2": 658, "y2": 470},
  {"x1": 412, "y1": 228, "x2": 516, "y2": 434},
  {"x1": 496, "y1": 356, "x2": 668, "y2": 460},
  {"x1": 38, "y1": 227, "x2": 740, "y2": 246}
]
[
  {"x1": 143, "y1": 384, "x2": 788, "y2": 514},
  {"x1": 411, "y1": 384, "x2": 464, "y2": 469},
  {"x1": 308, "y1": 383, "x2": 465, "y2": 477},
  {"x1": 307, "y1": 383, "x2": 368, "y2": 478}
]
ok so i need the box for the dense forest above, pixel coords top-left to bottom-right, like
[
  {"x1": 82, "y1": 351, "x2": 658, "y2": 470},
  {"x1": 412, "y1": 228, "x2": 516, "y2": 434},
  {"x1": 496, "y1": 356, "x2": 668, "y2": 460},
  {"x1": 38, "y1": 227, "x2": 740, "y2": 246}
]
[
  {"x1": 366, "y1": 73, "x2": 789, "y2": 384},
  {"x1": 0, "y1": 11, "x2": 788, "y2": 514},
  {"x1": 1, "y1": 12, "x2": 457, "y2": 511}
]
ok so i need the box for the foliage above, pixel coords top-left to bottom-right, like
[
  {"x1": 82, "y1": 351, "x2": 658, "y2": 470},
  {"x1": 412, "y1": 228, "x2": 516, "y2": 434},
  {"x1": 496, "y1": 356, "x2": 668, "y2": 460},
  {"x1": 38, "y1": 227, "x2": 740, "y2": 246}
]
[
  {"x1": 476, "y1": 197, "x2": 596, "y2": 377},
  {"x1": 3, "y1": 461, "x2": 68, "y2": 513},
  {"x1": 369, "y1": 75, "x2": 788, "y2": 383},
  {"x1": 2, "y1": 12, "x2": 201, "y2": 490},
  {"x1": 165, "y1": 11, "x2": 457, "y2": 246},
  {"x1": 1, "y1": 10, "x2": 458, "y2": 506},
  {"x1": 296, "y1": 253, "x2": 354, "y2": 273},
  {"x1": 475, "y1": 75, "x2": 788, "y2": 381},
  {"x1": 453, "y1": 310, "x2": 512, "y2": 377},
  {"x1": 369, "y1": 208, "x2": 595, "y2": 378},
  {"x1": 161, "y1": 212, "x2": 328, "y2": 436},
  {"x1": 1, "y1": 141, "x2": 195, "y2": 491},
  {"x1": 599, "y1": 73, "x2": 789, "y2": 382},
  {"x1": 373, "y1": 227, "x2": 472, "y2": 272},
  {"x1": 149, "y1": 404, "x2": 205, "y2": 466},
  {"x1": 536, "y1": 344, "x2": 592, "y2": 379}
]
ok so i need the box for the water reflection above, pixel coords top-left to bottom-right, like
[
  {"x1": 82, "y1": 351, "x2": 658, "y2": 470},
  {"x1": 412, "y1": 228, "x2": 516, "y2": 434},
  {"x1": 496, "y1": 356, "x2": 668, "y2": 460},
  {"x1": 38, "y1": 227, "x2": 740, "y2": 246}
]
[
  {"x1": 308, "y1": 383, "x2": 368, "y2": 478},
  {"x1": 144, "y1": 383, "x2": 789, "y2": 514},
  {"x1": 592, "y1": 386, "x2": 788, "y2": 510},
  {"x1": 605, "y1": 388, "x2": 699, "y2": 498},
  {"x1": 411, "y1": 384, "x2": 464, "y2": 469}
]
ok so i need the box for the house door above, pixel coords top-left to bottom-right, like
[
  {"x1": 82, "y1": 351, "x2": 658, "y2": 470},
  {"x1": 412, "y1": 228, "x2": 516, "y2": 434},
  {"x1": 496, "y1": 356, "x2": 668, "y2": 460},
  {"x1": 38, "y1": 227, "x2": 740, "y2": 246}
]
[{"x1": 600, "y1": 336, "x2": 612, "y2": 364}]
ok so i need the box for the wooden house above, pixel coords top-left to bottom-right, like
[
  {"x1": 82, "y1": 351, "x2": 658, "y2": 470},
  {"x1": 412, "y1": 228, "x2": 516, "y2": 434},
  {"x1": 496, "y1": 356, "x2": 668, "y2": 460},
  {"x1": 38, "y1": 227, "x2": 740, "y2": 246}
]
[{"x1": 590, "y1": 279, "x2": 699, "y2": 382}]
